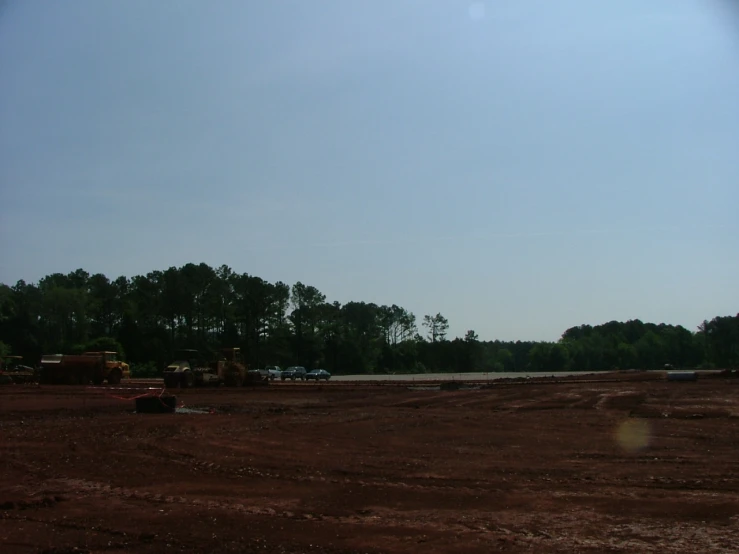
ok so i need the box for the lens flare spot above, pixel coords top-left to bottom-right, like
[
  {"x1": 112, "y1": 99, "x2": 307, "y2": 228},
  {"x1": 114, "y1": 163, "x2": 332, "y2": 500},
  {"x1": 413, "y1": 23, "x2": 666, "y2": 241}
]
[{"x1": 615, "y1": 419, "x2": 651, "y2": 453}]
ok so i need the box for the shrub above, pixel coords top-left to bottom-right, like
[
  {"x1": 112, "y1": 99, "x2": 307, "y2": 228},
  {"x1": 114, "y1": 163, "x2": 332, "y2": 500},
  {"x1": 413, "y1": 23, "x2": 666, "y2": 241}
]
[{"x1": 129, "y1": 361, "x2": 161, "y2": 378}]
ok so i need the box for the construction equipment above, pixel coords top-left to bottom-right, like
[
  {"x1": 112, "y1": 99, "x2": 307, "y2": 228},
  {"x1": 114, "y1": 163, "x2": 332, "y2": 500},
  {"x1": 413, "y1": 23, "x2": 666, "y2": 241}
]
[
  {"x1": 162, "y1": 347, "x2": 268, "y2": 388},
  {"x1": 215, "y1": 347, "x2": 249, "y2": 386},
  {"x1": 39, "y1": 352, "x2": 123, "y2": 385},
  {"x1": 163, "y1": 349, "x2": 215, "y2": 388},
  {"x1": 0, "y1": 355, "x2": 38, "y2": 384},
  {"x1": 83, "y1": 351, "x2": 130, "y2": 380},
  {"x1": 222, "y1": 348, "x2": 270, "y2": 386}
]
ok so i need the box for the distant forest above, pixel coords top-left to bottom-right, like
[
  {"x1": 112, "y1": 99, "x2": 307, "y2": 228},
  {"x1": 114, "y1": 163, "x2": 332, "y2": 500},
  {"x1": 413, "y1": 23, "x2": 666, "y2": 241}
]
[{"x1": 0, "y1": 263, "x2": 737, "y2": 376}]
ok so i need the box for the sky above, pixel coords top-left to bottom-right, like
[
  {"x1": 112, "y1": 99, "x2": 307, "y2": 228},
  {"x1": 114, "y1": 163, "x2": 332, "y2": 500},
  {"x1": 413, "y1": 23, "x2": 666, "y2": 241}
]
[{"x1": 1, "y1": 0, "x2": 738, "y2": 341}]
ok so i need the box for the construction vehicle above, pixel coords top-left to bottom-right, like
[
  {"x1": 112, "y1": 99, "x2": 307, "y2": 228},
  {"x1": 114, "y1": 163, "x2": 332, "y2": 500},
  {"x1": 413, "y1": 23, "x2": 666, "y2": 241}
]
[
  {"x1": 39, "y1": 351, "x2": 124, "y2": 385},
  {"x1": 219, "y1": 347, "x2": 272, "y2": 386},
  {"x1": 0, "y1": 355, "x2": 38, "y2": 384},
  {"x1": 163, "y1": 349, "x2": 214, "y2": 388},
  {"x1": 83, "y1": 351, "x2": 130, "y2": 380},
  {"x1": 163, "y1": 347, "x2": 268, "y2": 388}
]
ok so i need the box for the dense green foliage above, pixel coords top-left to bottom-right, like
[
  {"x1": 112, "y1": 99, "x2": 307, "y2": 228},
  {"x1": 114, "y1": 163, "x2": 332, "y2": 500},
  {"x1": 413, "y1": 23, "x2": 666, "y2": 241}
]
[{"x1": 0, "y1": 264, "x2": 736, "y2": 374}]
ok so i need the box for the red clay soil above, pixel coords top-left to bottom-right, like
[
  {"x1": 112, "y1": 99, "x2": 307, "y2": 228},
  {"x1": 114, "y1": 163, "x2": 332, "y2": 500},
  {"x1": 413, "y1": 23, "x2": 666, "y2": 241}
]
[{"x1": 1, "y1": 375, "x2": 738, "y2": 553}]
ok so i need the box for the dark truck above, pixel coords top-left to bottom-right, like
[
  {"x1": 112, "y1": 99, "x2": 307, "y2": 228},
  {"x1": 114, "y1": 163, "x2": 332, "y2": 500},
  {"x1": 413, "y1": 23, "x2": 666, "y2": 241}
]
[{"x1": 281, "y1": 366, "x2": 307, "y2": 381}]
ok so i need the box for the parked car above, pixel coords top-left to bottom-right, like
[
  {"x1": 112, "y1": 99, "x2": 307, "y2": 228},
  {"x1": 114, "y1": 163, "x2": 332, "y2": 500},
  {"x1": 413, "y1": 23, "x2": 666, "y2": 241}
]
[
  {"x1": 305, "y1": 369, "x2": 331, "y2": 381},
  {"x1": 265, "y1": 365, "x2": 282, "y2": 380},
  {"x1": 248, "y1": 368, "x2": 270, "y2": 382},
  {"x1": 281, "y1": 366, "x2": 307, "y2": 381}
]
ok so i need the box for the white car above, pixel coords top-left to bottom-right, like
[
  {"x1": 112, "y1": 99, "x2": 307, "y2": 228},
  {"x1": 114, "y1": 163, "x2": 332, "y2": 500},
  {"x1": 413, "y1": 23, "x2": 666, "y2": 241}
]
[{"x1": 265, "y1": 366, "x2": 282, "y2": 380}]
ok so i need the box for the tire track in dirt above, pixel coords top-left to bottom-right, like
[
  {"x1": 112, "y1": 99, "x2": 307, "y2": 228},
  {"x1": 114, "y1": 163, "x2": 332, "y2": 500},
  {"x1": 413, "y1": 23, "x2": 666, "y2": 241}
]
[
  {"x1": 35, "y1": 477, "x2": 515, "y2": 549},
  {"x1": 5, "y1": 378, "x2": 738, "y2": 553},
  {"x1": 32, "y1": 475, "x2": 739, "y2": 554}
]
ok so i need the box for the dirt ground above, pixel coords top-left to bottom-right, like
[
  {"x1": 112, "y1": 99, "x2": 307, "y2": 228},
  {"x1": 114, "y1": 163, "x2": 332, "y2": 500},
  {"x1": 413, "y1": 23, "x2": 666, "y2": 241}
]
[{"x1": 1, "y1": 373, "x2": 738, "y2": 553}]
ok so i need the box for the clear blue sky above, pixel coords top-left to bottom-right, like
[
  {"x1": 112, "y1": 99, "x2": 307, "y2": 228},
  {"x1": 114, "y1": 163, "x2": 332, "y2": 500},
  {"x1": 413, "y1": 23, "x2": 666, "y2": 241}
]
[{"x1": 1, "y1": 0, "x2": 737, "y2": 341}]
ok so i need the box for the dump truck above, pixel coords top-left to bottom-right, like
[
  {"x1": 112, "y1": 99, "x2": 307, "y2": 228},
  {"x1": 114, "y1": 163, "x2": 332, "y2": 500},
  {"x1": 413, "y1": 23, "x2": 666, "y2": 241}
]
[
  {"x1": 0, "y1": 355, "x2": 38, "y2": 384},
  {"x1": 39, "y1": 351, "x2": 123, "y2": 385},
  {"x1": 83, "y1": 351, "x2": 130, "y2": 380},
  {"x1": 163, "y1": 347, "x2": 267, "y2": 388}
]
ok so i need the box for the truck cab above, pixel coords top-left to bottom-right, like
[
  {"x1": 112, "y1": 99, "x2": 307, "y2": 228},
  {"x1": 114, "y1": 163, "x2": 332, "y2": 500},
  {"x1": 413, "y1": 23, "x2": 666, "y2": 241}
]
[{"x1": 83, "y1": 351, "x2": 130, "y2": 380}]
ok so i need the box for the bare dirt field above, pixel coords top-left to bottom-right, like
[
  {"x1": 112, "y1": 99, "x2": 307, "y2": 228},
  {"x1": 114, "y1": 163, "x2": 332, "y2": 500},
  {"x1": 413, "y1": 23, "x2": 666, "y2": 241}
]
[{"x1": 1, "y1": 373, "x2": 738, "y2": 553}]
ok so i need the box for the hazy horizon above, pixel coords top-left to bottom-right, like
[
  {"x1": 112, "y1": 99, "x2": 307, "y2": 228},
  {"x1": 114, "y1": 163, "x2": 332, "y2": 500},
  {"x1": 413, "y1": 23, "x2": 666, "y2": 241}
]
[{"x1": 1, "y1": 0, "x2": 738, "y2": 341}]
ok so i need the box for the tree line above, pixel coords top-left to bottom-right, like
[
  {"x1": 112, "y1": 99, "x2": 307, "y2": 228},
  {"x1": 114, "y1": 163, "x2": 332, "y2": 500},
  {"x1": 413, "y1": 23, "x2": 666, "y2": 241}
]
[{"x1": 0, "y1": 263, "x2": 736, "y2": 375}]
